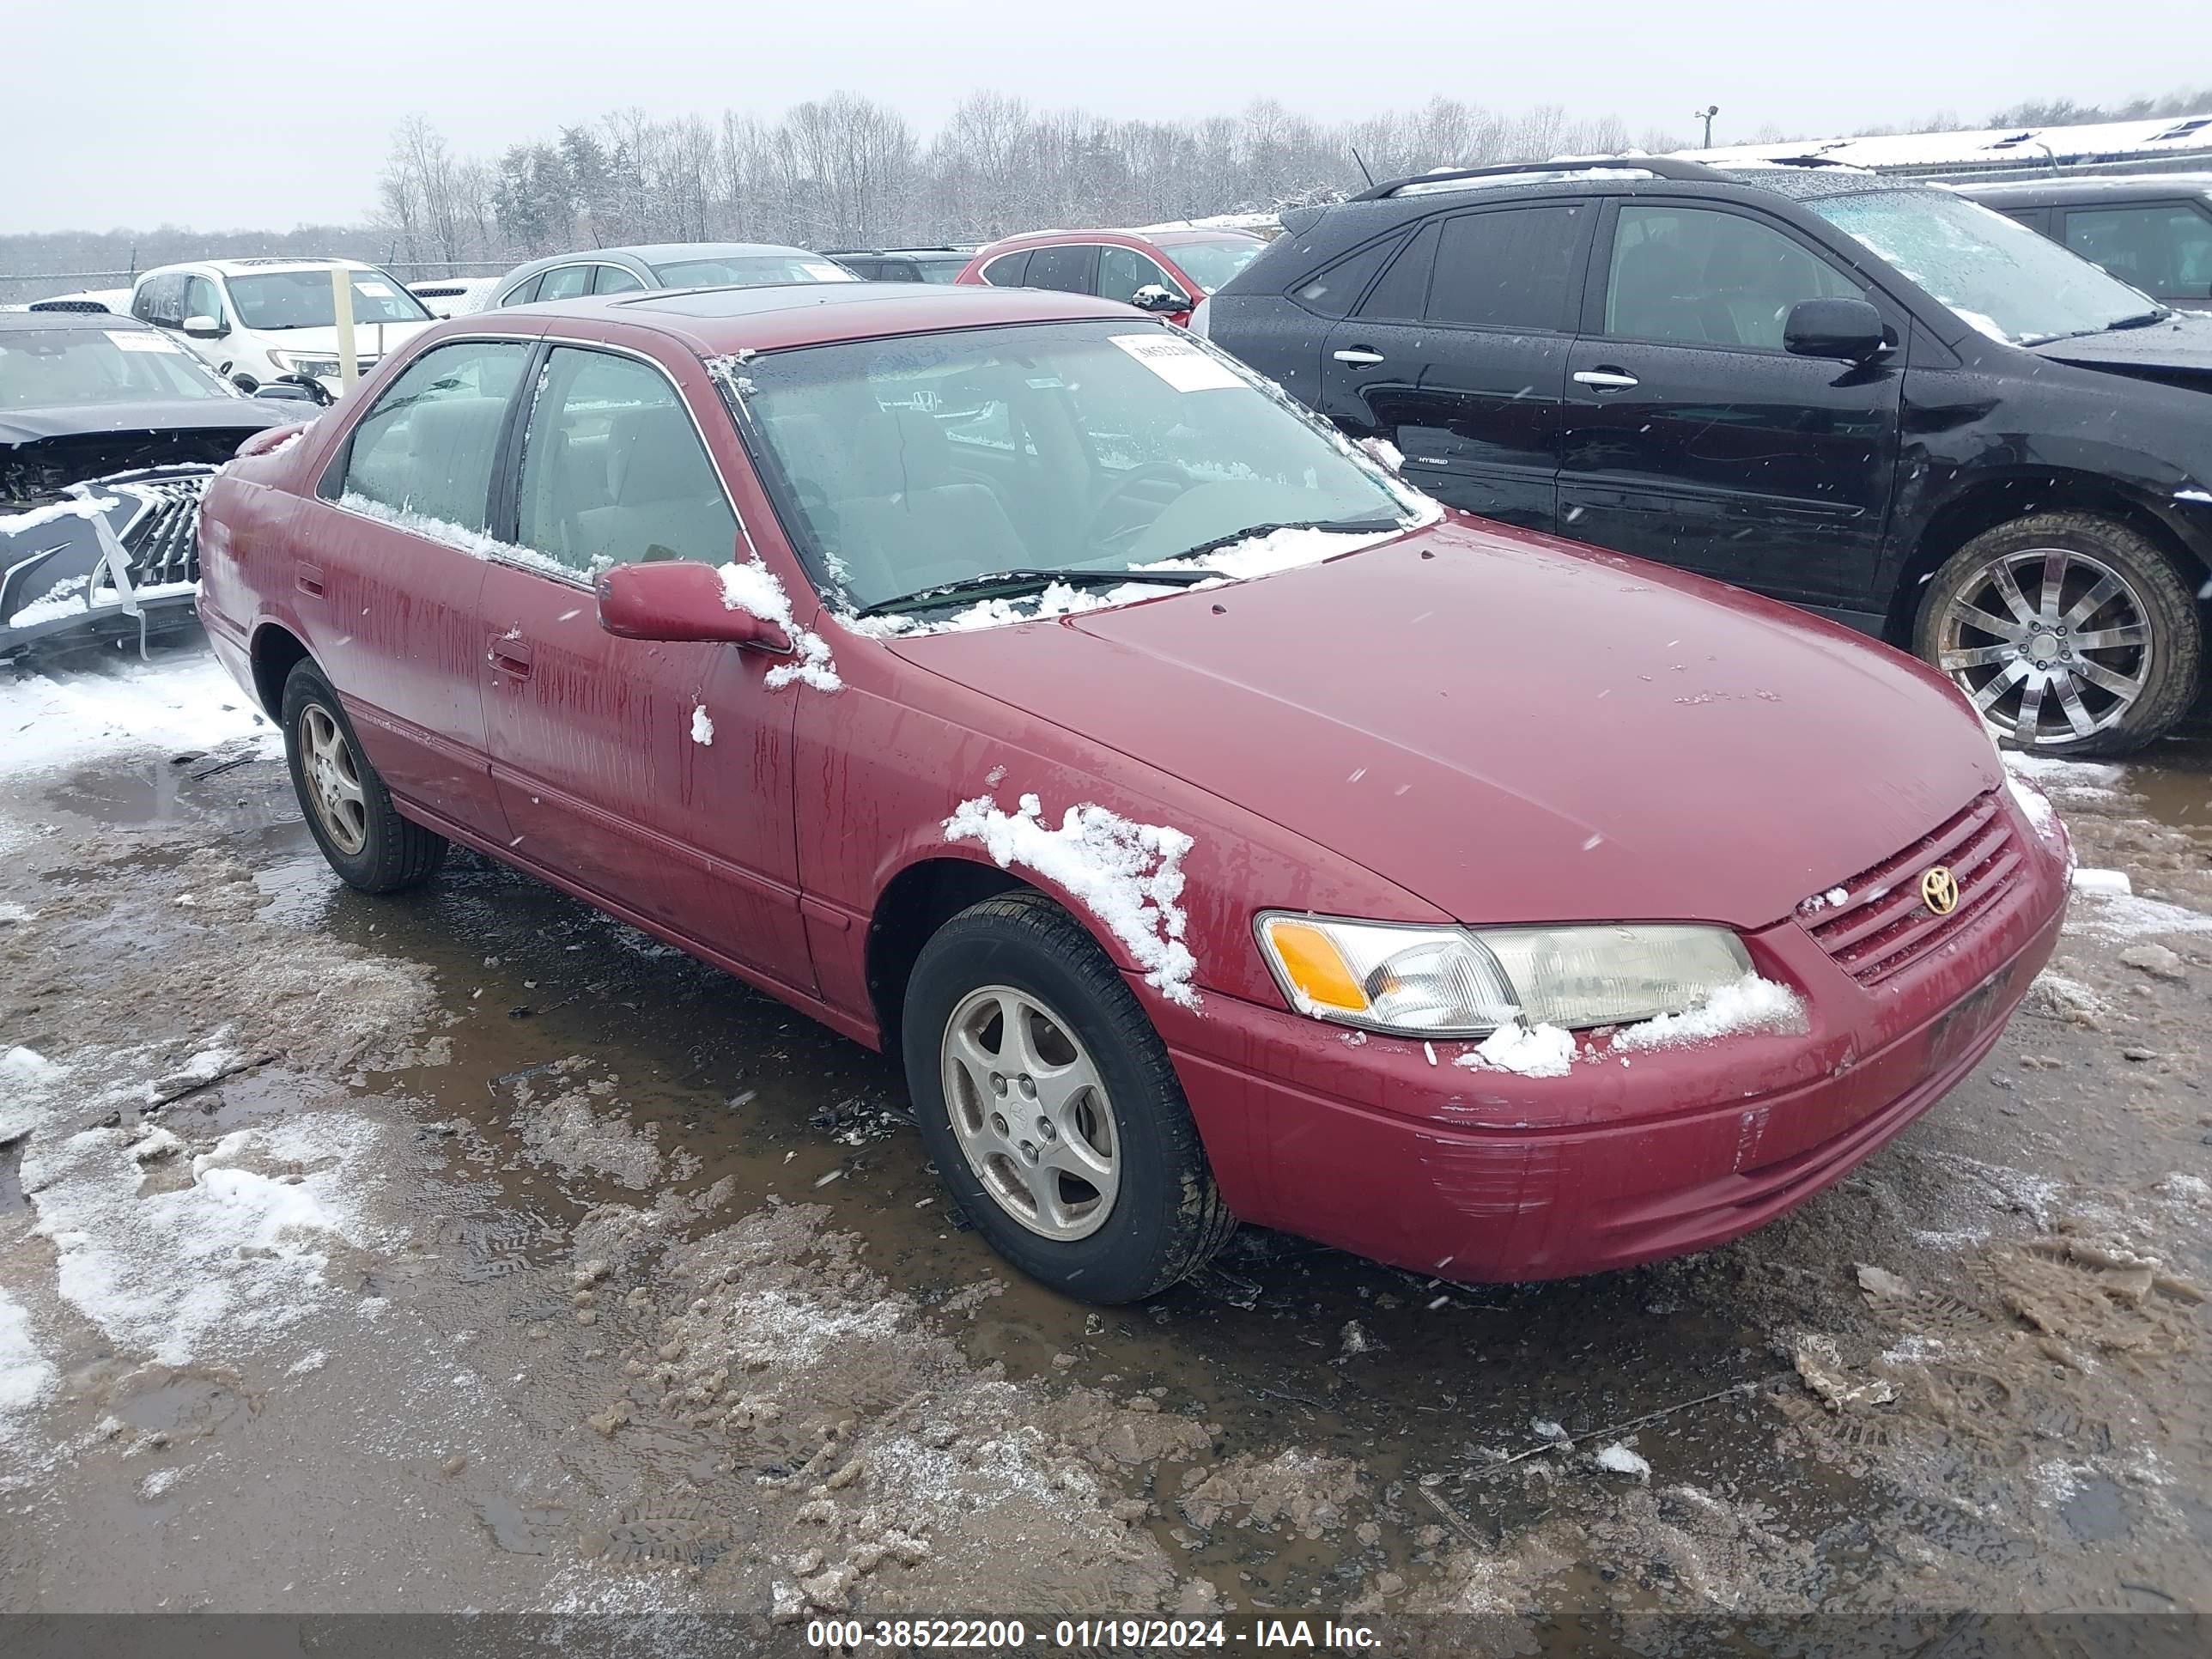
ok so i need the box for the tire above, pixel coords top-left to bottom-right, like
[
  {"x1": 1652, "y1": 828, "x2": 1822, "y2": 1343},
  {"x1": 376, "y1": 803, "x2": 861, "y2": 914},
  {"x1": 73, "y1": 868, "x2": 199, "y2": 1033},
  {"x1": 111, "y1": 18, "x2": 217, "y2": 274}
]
[
  {"x1": 901, "y1": 890, "x2": 1234, "y2": 1304},
  {"x1": 281, "y1": 659, "x2": 447, "y2": 893},
  {"x1": 1914, "y1": 511, "x2": 2202, "y2": 757}
]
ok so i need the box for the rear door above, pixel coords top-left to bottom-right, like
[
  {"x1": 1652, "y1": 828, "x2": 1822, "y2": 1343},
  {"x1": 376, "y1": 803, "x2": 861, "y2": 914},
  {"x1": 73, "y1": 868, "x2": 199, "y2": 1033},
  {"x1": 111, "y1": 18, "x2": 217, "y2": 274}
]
[
  {"x1": 303, "y1": 335, "x2": 537, "y2": 837},
  {"x1": 1319, "y1": 202, "x2": 1589, "y2": 531},
  {"x1": 1557, "y1": 199, "x2": 1905, "y2": 610},
  {"x1": 477, "y1": 340, "x2": 812, "y2": 986}
]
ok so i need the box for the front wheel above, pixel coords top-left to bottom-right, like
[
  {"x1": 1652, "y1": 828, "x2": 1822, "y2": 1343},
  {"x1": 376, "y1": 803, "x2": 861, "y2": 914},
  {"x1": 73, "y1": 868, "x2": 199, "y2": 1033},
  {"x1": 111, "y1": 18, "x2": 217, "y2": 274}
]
[
  {"x1": 282, "y1": 659, "x2": 447, "y2": 893},
  {"x1": 1914, "y1": 512, "x2": 2202, "y2": 756},
  {"x1": 901, "y1": 891, "x2": 1233, "y2": 1304}
]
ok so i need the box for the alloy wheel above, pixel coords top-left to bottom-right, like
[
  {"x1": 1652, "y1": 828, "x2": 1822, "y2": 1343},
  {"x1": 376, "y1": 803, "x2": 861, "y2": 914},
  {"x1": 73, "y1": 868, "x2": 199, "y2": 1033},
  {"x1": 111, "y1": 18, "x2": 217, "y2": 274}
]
[
  {"x1": 940, "y1": 985, "x2": 1120, "y2": 1242},
  {"x1": 1936, "y1": 546, "x2": 2153, "y2": 749},
  {"x1": 299, "y1": 704, "x2": 369, "y2": 855}
]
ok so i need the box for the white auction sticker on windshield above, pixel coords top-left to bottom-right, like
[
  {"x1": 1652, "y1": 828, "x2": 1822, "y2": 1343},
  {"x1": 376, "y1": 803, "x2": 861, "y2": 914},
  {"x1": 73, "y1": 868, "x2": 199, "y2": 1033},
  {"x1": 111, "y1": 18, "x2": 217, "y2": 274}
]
[
  {"x1": 1109, "y1": 332, "x2": 1244, "y2": 392},
  {"x1": 353, "y1": 280, "x2": 395, "y2": 298},
  {"x1": 799, "y1": 263, "x2": 849, "y2": 282},
  {"x1": 106, "y1": 330, "x2": 178, "y2": 353}
]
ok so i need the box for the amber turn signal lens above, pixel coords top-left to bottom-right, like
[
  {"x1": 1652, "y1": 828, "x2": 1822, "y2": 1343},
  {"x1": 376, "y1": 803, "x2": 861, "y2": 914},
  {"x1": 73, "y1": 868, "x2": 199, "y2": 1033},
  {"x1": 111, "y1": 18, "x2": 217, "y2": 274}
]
[{"x1": 1261, "y1": 918, "x2": 1369, "y2": 1013}]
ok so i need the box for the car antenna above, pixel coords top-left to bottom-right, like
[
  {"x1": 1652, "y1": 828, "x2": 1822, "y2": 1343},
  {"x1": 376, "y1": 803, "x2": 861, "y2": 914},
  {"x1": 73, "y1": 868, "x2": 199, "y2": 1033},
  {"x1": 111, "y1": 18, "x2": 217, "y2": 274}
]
[{"x1": 1349, "y1": 146, "x2": 1375, "y2": 188}]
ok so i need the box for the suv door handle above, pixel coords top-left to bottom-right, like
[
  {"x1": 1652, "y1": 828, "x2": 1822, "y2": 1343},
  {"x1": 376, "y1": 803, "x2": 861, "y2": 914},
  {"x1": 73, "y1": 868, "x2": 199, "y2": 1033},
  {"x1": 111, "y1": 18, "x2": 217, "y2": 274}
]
[
  {"x1": 489, "y1": 633, "x2": 533, "y2": 678},
  {"x1": 1333, "y1": 347, "x2": 1386, "y2": 366},
  {"x1": 1573, "y1": 368, "x2": 1640, "y2": 390}
]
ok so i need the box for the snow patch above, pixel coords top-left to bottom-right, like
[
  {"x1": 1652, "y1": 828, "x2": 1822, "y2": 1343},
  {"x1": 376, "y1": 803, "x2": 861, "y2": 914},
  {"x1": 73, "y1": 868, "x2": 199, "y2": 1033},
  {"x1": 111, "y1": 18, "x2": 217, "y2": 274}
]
[
  {"x1": 1609, "y1": 975, "x2": 1808, "y2": 1054},
  {"x1": 1798, "y1": 886, "x2": 1850, "y2": 916},
  {"x1": 942, "y1": 793, "x2": 1198, "y2": 1007},
  {"x1": 717, "y1": 559, "x2": 841, "y2": 691},
  {"x1": 690, "y1": 704, "x2": 714, "y2": 746},
  {"x1": 1455, "y1": 1021, "x2": 1577, "y2": 1079},
  {"x1": 0, "y1": 653, "x2": 276, "y2": 782},
  {"x1": 0, "y1": 494, "x2": 121, "y2": 538},
  {"x1": 2070, "y1": 867, "x2": 2131, "y2": 896},
  {"x1": 0, "y1": 1289, "x2": 58, "y2": 1436},
  {"x1": 1594, "y1": 1443, "x2": 1650, "y2": 1479},
  {"x1": 1355, "y1": 436, "x2": 1404, "y2": 473}
]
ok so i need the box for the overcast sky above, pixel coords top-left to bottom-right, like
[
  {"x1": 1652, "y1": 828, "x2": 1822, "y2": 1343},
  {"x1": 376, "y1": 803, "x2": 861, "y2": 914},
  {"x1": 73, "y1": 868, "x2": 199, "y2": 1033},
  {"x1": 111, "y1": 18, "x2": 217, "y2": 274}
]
[{"x1": 8, "y1": 0, "x2": 2209, "y2": 234}]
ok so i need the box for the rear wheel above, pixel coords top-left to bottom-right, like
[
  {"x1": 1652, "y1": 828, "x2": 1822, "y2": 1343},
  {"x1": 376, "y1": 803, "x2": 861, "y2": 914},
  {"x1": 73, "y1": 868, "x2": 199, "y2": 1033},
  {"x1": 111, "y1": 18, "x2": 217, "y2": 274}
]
[
  {"x1": 282, "y1": 659, "x2": 447, "y2": 893},
  {"x1": 902, "y1": 890, "x2": 1233, "y2": 1304},
  {"x1": 1914, "y1": 512, "x2": 2201, "y2": 757}
]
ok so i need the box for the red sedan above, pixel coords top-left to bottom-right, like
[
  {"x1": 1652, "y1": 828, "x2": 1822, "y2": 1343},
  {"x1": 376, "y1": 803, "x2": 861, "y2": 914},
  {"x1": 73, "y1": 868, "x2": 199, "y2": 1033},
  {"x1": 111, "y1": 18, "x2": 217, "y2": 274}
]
[
  {"x1": 197, "y1": 282, "x2": 2070, "y2": 1303},
  {"x1": 955, "y1": 227, "x2": 1267, "y2": 325}
]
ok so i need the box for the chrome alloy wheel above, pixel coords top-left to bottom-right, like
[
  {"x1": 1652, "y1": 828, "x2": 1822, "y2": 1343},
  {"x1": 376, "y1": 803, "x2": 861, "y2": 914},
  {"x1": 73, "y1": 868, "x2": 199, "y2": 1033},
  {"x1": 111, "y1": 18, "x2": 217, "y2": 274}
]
[
  {"x1": 1936, "y1": 546, "x2": 2153, "y2": 749},
  {"x1": 298, "y1": 703, "x2": 369, "y2": 855},
  {"x1": 940, "y1": 985, "x2": 1120, "y2": 1242}
]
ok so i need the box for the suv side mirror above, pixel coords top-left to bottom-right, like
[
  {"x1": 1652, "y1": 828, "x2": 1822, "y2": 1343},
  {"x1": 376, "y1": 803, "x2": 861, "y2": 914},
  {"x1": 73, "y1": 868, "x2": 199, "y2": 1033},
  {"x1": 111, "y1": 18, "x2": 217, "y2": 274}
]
[
  {"x1": 596, "y1": 560, "x2": 792, "y2": 650},
  {"x1": 1784, "y1": 297, "x2": 1887, "y2": 362},
  {"x1": 1129, "y1": 283, "x2": 1194, "y2": 314},
  {"x1": 182, "y1": 314, "x2": 226, "y2": 339}
]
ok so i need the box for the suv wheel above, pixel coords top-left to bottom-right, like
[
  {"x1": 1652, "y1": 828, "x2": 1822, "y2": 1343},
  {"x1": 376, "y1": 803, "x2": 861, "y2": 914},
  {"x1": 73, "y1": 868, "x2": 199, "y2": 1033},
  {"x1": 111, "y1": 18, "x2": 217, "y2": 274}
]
[
  {"x1": 901, "y1": 890, "x2": 1234, "y2": 1304},
  {"x1": 282, "y1": 659, "x2": 448, "y2": 892},
  {"x1": 1915, "y1": 512, "x2": 2202, "y2": 756}
]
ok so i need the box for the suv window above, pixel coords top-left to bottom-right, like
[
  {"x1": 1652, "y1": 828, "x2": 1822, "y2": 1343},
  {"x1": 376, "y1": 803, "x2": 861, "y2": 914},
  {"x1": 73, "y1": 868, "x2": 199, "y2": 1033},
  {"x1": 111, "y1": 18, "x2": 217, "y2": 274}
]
[
  {"x1": 592, "y1": 264, "x2": 646, "y2": 295},
  {"x1": 1426, "y1": 205, "x2": 1584, "y2": 331},
  {"x1": 183, "y1": 276, "x2": 224, "y2": 327},
  {"x1": 1098, "y1": 246, "x2": 1176, "y2": 305},
  {"x1": 134, "y1": 273, "x2": 186, "y2": 328},
  {"x1": 499, "y1": 275, "x2": 543, "y2": 307},
  {"x1": 1294, "y1": 234, "x2": 1407, "y2": 318},
  {"x1": 1357, "y1": 222, "x2": 1440, "y2": 320},
  {"x1": 1604, "y1": 204, "x2": 1859, "y2": 351},
  {"x1": 514, "y1": 347, "x2": 738, "y2": 578},
  {"x1": 335, "y1": 339, "x2": 532, "y2": 531},
  {"x1": 978, "y1": 251, "x2": 1030, "y2": 288},
  {"x1": 1024, "y1": 244, "x2": 1096, "y2": 294},
  {"x1": 2063, "y1": 203, "x2": 2212, "y2": 297}
]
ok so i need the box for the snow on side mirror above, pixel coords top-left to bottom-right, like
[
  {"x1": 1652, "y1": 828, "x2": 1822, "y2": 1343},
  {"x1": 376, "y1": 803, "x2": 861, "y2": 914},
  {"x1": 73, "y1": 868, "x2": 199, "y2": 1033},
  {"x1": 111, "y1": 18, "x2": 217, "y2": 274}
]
[{"x1": 597, "y1": 560, "x2": 791, "y2": 650}]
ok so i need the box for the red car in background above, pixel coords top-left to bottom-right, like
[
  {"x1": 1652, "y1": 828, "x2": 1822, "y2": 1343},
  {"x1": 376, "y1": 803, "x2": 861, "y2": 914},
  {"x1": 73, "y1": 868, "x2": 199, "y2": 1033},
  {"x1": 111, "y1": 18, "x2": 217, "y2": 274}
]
[
  {"x1": 196, "y1": 281, "x2": 2069, "y2": 1305},
  {"x1": 955, "y1": 227, "x2": 1267, "y2": 325}
]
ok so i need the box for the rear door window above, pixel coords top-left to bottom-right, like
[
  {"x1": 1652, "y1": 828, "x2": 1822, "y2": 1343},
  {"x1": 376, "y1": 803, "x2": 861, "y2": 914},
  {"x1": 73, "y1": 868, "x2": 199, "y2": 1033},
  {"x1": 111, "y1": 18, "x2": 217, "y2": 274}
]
[
  {"x1": 592, "y1": 264, "x2": 645, "y2": 295},
  {"x1": 1356, "y1": 222, "x2": 1440, "y2": 320},
  {"x1": 499, "y1": 275, "x2": 542, "y2": 307},
  {"x1": 514, "y1": 347, "x2": 738, "y2": 578},
  {"x1": 978, "y1": 251, "x2": 1030, "y2": 288},
  {"x1": 1293, "y1": 234, "x2": 1407, "y2": 317},
  {"x1": 1602, "y1": 204, "x2": 1860, "y2": 351},
  {"x1": 1425, "y1": 205, "x2": 1585, "y2": 331},
  {"x1": 1023, "y1": 244, "x2": 1097, "y2": 294},
  {"x1": 2062, "y1": 202, "x2": 2212, "y2": 296},
  {"x1": 332, "y1": 339, "x2": 532, "y2": 531},
  {"x1": 537, "y1": 266, "x2": 592, "y2": 302}
]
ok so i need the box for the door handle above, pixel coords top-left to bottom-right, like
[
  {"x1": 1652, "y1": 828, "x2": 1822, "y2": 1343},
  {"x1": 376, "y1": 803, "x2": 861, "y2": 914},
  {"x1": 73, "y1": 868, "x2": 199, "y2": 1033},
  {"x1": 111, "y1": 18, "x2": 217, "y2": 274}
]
[
  {"x1": 1333, "y1": 347, "x2": 1386, "y2": 366},
  {"x1": 295, "y1": 562, "x2": 325, "y2": 597},
  {"x1": 489, "y1": 632, "x2": 533, "y2": 678},
  {"x1": 1572, "y1": 368, "x2": 1640, "y2": 390}
]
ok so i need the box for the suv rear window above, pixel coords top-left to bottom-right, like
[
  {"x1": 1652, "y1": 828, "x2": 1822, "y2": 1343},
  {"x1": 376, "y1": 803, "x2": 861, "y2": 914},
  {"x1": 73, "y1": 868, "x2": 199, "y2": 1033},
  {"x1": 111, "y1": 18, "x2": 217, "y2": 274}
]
[{"x1": 1426, "y1": 205, "x2": 1585, "y2": 331}]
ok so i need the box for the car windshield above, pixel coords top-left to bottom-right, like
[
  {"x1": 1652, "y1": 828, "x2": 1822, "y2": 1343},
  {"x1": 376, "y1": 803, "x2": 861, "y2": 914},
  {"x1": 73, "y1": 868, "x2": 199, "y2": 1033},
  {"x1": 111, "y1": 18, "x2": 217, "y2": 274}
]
[
  {"x1": 0, "y1": 326, "x2": 236, "y2": 410},
  {"x1": 1808, "y1": 190, "x2": 2165, "y2": 346},
  {"x1": 1160, "y1": 237, "x2": 1265, "y2": 294},
  {"x1": 649, "y1": 254, "x2": 860, "y2": 289},
  {"x1": 725, "y1": 319, "x2": 1421, "y2": 611},
  {"x1": 913, "y1": 258, "x2": 967, "y2": 284},
  {"x1": 227, "y1": 269, "x2": 432, "y2": 330}
]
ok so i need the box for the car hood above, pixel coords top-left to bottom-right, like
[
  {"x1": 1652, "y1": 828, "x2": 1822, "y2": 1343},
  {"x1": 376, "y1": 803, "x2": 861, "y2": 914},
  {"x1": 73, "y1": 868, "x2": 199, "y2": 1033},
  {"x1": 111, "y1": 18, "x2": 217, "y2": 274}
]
[
  {"x1": 884, "y1": 518, "x2": 2002, "y2": 931},
  {"x1": 255, "y1": 319, "x2": 433, "y2": 360},
  {"x1": 2027, "y1": 310, "x2": 2212, "y2": 388},
  {"x1": 0, "y1": 399, "x2": 292, "y2": 446}
]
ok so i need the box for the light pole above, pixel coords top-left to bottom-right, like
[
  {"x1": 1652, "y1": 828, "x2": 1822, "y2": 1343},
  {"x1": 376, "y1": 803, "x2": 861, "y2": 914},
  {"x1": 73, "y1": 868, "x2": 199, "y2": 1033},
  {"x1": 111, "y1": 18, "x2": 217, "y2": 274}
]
[{"x1": 1695, "y1": 105, "x2": 1719, "y2": 149}]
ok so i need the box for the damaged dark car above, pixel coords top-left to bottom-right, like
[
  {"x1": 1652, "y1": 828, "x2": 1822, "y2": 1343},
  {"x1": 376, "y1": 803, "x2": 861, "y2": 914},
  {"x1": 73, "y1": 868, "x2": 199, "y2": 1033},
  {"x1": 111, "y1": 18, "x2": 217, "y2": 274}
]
[{"x1": 2, "y1": 310, "x2": 303, "y2": 654}]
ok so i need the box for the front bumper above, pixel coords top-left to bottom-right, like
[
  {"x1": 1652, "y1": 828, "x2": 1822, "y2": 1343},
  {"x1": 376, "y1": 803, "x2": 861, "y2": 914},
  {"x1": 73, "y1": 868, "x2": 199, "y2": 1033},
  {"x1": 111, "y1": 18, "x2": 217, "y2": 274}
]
[{"x1": 1152, "y1": 797, "x2": 2069, "y2": 1283}]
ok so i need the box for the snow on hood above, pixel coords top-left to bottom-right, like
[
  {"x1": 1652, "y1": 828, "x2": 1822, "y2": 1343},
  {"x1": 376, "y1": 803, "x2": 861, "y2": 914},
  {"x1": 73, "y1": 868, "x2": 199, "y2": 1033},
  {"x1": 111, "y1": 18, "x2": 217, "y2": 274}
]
[
  {"x1": 943, "y1": 792, "x2": 1199, "y2": 1006},
  {"x1": 893, "y1": 517, "x2": 2002, "y2": 933}
]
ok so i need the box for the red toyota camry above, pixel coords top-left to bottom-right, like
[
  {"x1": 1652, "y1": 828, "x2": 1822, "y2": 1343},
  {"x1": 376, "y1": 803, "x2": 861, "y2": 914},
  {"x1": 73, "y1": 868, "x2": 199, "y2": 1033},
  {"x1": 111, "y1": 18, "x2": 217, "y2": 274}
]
[{"x1": 196, "y1": 282, "x2": 2070, "y2": 1304}]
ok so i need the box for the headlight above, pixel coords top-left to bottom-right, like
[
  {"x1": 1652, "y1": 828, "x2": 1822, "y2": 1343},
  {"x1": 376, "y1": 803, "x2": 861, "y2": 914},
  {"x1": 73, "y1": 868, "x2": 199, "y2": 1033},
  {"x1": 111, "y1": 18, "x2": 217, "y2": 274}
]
[
  {"x1": 1255, "y1": 913, "x2": 1753, "y2": 1037},
  {"x1": 268, "y1": 351, "x2": 340, "y2": 379}
]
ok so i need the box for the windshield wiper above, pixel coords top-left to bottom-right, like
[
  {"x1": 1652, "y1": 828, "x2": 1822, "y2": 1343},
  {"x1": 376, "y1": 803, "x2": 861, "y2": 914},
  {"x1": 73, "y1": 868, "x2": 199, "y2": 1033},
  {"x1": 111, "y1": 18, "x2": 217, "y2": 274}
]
[
  {"x1": 2104, "y1": 309, "x2": 2171, "y2": 331},
  {"x1": 854, "y1": 566, "x2": 1217, "y2": 618},
  {"x1": 1164, "y1": 515, "x2": 1406, "y2": 565}
]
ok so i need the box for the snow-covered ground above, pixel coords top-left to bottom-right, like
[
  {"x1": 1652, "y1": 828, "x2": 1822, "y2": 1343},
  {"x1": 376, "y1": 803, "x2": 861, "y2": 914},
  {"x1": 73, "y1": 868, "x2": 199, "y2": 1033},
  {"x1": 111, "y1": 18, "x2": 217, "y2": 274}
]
[{"x1": 1, "y1": 648, "x2": 277, "y2": 781}]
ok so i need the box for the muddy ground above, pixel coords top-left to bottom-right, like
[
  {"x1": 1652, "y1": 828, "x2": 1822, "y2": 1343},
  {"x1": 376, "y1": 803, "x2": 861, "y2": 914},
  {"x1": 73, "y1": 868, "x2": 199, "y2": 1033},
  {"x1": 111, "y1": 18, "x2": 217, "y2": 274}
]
[{"x1": 0, "y1": 634, "x2": 2207, "y2": 1652}]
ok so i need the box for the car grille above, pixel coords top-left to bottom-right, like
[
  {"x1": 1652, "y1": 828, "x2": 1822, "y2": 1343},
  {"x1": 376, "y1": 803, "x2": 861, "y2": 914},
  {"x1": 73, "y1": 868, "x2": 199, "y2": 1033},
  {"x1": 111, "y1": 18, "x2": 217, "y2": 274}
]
[
  {"x1": 115, "y1": 472, "x2": 207, "y2": 588},
  {"x1": 1802, "y1": 791, "x2": 2021, "y2": 987}
]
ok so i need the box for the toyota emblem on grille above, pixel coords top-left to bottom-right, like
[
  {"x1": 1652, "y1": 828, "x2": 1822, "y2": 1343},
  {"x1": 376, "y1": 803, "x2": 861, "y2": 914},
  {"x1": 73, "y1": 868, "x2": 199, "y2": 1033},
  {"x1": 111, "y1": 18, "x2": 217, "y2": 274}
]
[{"x1": 1920, "y1": 865, "x2": 1960, "y2": 916}]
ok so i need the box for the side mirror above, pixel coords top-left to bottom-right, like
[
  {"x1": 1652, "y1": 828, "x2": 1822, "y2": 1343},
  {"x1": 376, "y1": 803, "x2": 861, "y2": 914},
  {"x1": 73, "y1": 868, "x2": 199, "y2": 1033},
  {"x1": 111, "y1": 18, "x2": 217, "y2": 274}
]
[
  {"x1": 182, "y1": 314, "x2": 226, "y2": 339},
  {"x1": 255, "y1": 377, "x2": 325, "y2": 404},
  {"x1": 231, "y1": 372, "x2": 261, "y2": 393},
  {"x1": 596, "y1": 560, "x2": 792, "y2": 650},
  {"x1": 1129, "y1": 283, "x2": 1194, "y2": 314},
  {"x1": 1784, "y1": 297, "x2": 1887, "y2": 362}
]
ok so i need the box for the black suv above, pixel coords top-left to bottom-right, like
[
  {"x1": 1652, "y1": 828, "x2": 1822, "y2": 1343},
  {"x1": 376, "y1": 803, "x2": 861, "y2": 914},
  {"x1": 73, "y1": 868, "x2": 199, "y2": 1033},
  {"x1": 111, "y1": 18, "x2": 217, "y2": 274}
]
[
  {"x1": 1954, "y1": 174, "x2": 2212, "y2": 312},
  {"x1": 820, "y1": 247, "x2": 972, "y2": 283},
  {"x1": 1202, "y1": 157, "x2": 2212, "y2": 753}
]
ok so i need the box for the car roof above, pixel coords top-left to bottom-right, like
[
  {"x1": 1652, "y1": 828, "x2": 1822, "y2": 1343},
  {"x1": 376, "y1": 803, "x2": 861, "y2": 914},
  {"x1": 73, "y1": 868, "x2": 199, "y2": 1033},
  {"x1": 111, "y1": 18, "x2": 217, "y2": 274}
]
[
  {"x1": 491, "y1": 280, "x2": 1139, "y2": 355},
  {"x1": 139, "y1": 258, "x2": 368, "y2": 278},
  {"x1": 0, "y1": 308, "x2": 155, "y2": 333},
  {"x1": 973, "y1": 228, "x2": 1176, "y2": 256},
  {"x1": 1949, "y1": 172, "x2": 2212, "y2": 204}
]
